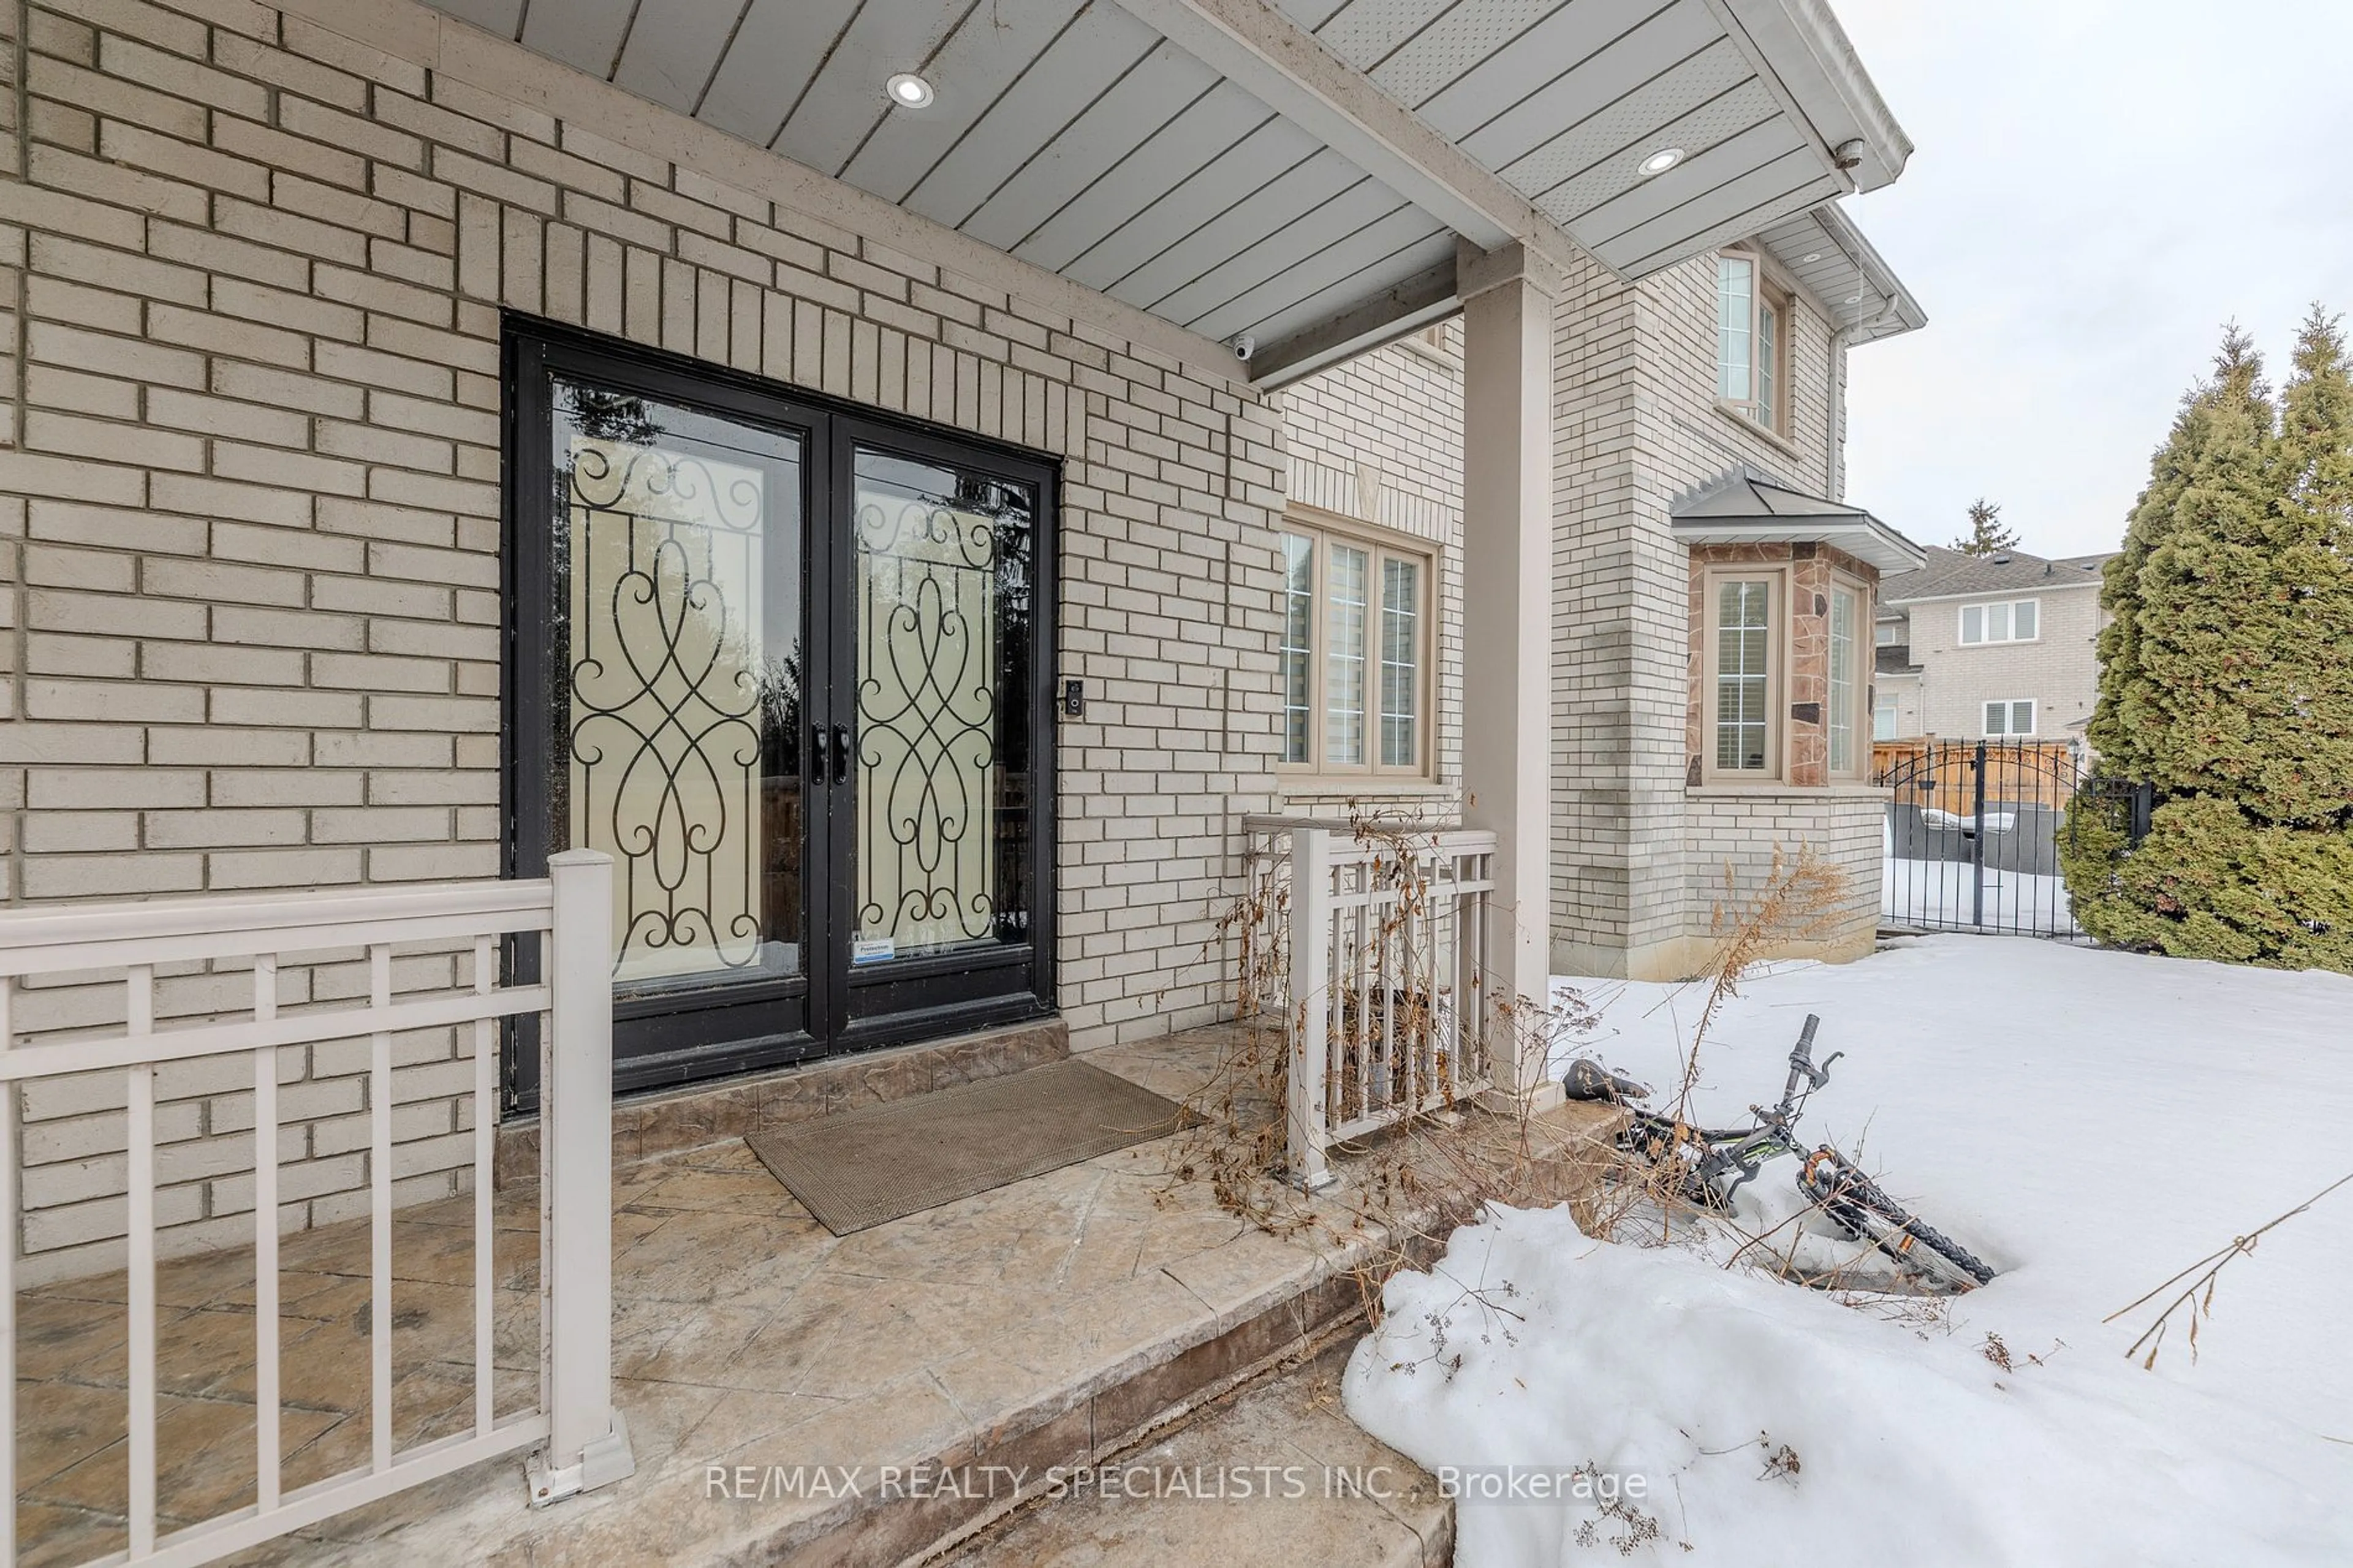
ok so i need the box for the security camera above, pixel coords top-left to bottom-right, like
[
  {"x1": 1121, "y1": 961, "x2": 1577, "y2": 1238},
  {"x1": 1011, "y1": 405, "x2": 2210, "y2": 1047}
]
[{"x1": 1230, "y1": 333, "x2": 1256, "y2": 362}]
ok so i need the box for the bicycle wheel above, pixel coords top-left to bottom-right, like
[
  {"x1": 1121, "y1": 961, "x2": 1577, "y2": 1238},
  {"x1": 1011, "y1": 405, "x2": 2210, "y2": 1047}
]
[{"x1": 1799, "y1": 1148, "x2": 1993, "y2": 1290}]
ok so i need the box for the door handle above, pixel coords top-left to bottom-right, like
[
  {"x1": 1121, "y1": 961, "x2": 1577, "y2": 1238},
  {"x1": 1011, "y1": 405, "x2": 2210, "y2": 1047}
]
[
  {"x1": 810, "y1": 722, "x2": 828, "y2": 784},
  {"x1": 832, "y1": 724, "x2": 852, "y2": 786}
]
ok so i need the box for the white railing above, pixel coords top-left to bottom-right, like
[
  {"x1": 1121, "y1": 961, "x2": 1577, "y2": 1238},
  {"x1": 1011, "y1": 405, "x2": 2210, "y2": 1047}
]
[
  {"x1": 0, "y1": 850, "x2": 631, "y2": 1568},
  {"x1": 1256, "y1": 820, "x2": 1496, "y2": 1189}
]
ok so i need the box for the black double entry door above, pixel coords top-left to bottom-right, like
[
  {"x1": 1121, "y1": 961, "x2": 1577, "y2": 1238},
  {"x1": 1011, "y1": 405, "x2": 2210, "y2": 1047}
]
[{"x1": 503, "y1": 324, "x2": 1056, "y2": 1110}]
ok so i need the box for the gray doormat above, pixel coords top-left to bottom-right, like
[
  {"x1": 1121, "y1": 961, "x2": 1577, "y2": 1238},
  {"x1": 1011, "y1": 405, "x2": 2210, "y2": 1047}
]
[{"x1": 746, "y1": 1059, "x2": 1190, "y2": 1235}]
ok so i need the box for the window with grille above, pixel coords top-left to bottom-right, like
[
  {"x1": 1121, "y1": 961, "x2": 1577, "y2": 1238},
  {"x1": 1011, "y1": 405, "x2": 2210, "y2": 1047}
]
[
  {"x1": 1717, "y1": 251, "x2": 1794, "y2": 436},
  {"x1": 1829, "y1": 585, "x2": 1860, "y2": 774},
  {"x1": 1714, "y1": 577, "x2": 1775, "y2": 773},
  {"x1": 1276, "y1": 516, "x2": 1433, "y2": 779}
]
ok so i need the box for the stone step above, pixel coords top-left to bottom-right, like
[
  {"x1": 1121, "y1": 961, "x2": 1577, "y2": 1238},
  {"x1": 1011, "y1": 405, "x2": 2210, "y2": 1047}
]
[
  {"x1": 779, "y1": 1093, "x2": 1618, "y2": 1568},
  {"x1": 230, "y1": 1028, "x2": 1618, "y2": 1568},
  {"x1": 929, "y1": 1335, "x2": 1450, "y2": 1568}
]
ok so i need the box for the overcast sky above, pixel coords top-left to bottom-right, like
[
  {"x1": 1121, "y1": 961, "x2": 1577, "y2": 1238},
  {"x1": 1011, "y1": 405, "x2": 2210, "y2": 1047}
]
[{"x1": 1827, "y1": 0, "x2": 2353, "y2": 559}]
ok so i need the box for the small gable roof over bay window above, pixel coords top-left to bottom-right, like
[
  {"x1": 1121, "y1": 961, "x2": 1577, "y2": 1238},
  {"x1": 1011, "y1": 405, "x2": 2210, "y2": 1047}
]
[{"x1": 1670, "y1": 466, "x2": 1926, "y2": 574}]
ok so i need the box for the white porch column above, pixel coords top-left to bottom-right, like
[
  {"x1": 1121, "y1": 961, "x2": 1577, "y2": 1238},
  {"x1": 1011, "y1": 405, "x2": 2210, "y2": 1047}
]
[{"x1": 1457, "y1": 240, "x2": 1562, "y2": 1105}]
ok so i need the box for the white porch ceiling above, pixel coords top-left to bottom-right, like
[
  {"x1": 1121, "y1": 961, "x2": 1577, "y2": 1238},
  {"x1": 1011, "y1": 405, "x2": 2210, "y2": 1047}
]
[{"x1": 424, "y1": 0, "x2": 1914, "y2": 376}]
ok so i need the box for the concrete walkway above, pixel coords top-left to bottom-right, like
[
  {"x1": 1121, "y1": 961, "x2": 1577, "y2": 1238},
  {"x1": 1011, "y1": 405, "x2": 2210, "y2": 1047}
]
[{"x1": 16, "y1": 1025, "x2": 1613, "y2": 1566}]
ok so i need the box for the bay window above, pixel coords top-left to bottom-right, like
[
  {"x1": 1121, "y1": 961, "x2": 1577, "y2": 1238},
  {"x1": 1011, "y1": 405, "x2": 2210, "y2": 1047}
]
[
  {"x1": 1828, "y1": 583, "x2": 1861, "y2": 775},
  {"x1": 1277, "y1": 517, "x2": 1432, "y2": 778},
  {"x1": 1710, "y1": 572, "x2": 1779, "y2": 776}
]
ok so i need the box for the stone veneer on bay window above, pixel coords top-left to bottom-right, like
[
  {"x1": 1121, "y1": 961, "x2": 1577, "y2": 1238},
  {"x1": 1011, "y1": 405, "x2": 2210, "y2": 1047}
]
[{"x1": 1685, "y1": 542, "x2": 1879, "y2": 789}]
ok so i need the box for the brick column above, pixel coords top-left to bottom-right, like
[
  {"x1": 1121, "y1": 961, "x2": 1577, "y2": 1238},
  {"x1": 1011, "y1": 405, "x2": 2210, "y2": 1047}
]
[{"x1": 1457, "y1": 240, "x2": 1560, "y2": 1103}]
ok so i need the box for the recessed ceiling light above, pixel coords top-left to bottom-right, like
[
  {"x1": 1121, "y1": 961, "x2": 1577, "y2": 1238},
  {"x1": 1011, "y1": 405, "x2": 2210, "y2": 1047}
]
[
  {"x1": 1845, "y1": 295, "x2": 1863, "y2": 305},
  {"x1": 885, "y1": 72, "x2": 934, "y2": 108},
  {"x1": 1802, "y1": 252, "x2": 1822, "y2": 263},
  {"x1": 1637, "y1": 146, "x2": 1684, "y2": 177}
]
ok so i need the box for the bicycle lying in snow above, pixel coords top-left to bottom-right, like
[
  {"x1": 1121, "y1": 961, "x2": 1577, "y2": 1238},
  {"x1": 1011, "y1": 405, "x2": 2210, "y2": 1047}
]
[{"x1": 1563, "y1": 1016, "x2": 1995, "y2": 1293}]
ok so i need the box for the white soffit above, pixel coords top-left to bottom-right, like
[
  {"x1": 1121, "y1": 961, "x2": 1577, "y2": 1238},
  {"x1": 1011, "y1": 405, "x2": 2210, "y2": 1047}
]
[
  {"x1": 422, "y1": 0, "x2": 1913, "y2": 368},
  {"x1": 1757, "y1": 201, "x2": 1924, "y2": 341}
]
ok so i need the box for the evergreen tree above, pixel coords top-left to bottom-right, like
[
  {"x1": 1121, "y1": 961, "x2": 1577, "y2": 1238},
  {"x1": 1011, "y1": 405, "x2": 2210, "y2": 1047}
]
[
  {"x1": 2083, "y1": 328, "x2": 2271, "y2": 780},
  {"x1": 1950, "y1": 498, "x2": 2018, "y2": 556},
  {"x1": 2066, "y1": 316, "x2": 2353, "y2": 971}
]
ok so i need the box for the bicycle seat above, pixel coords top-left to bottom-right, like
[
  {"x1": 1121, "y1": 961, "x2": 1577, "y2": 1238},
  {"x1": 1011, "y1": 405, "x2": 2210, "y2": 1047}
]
[{"x1": 1563, "y1": 1059, "x2": 1651, "y2": 1103}]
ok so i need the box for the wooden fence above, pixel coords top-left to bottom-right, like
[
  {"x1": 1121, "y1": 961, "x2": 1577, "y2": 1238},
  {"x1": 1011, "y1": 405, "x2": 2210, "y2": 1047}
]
[{"x1": 1871, "y1": 739, "x2": 2081, "y2": 814}]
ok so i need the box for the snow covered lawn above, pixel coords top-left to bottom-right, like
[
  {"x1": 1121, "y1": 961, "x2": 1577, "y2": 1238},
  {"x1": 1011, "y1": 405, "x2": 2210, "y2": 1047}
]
[
  {"x1": 1881, "y1": 856, "x2": 2072, "y2": 931},
  {"x1": 1344, "y1": 936, "x2": 2353, "y2": 1564}
]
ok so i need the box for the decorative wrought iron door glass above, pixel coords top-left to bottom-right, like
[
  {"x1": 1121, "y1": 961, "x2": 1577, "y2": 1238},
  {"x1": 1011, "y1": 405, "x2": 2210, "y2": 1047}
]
[
  {"x1": 555, "y1": 381, "x2": 805, "y2": 990},
  {"x1": 852, "y1": 448, "x2": 1035, "y2": 960}
]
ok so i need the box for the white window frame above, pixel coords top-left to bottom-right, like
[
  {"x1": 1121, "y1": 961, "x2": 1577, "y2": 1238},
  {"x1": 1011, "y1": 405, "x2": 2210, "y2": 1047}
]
[
  {"x1": 1874, "y1": 694, "x2": 1900, "y2": 741},
  {"x1": 1275, "y1": 511, "x2": 1436, "y2": 783},
  {"x1": 1874, "y1": 619, "x2": 1900, "y2": 646},
  {"x1": 1828, "y1": 574, "x2": 1871, "y2": 779},
  {"x1": 1702, "y1": 566, "x2": 1784, "y2": 781},
  {"x1": 1716, "y1": 249, "x2": 1793, "y2": 437},
  {"x1": 1983, "y1": 698, "x2": 2037, "y2": 737},
  {"x1": 1957, "y1": 597, "x2": 2040, "y2": 645}
]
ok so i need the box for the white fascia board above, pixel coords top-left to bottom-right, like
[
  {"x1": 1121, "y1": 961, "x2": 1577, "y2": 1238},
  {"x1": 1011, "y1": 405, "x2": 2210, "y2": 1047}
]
[
  {"x1": 1884, "y1": 580, "x2": 2105, "y2": 607},
  {"x1": 1817, "y1": 202, "x2": 1927, "y2": 339},
  {"x1": 1115, "y1": 0, "x2": 1596, "y2": 277},
  {"x1": 1674, "y1": 517, "x2": 1927, "y2": 573},
  {"x1": 1707, "y1": 0, "x2": 1914, "y2": 193}
]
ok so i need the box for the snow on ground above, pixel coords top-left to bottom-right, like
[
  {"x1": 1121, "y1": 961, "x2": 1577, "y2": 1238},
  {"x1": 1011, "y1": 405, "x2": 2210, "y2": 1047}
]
[
  {"x1": 1344, "y1": 936, "x2": 2353, "y2": 1564},
  {"x1": 1882, "y1": 857, "x2": 2072, "y2": 931}
]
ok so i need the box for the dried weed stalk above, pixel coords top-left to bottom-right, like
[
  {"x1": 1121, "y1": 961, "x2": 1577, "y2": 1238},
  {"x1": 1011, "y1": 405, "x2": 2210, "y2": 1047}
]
[
  {"x1": 2105, "y1": 1168, "x2": 2353, "y2": 1369},
  {"x1": 1164, "y1": 806, "x2": 1595, "y2": 1314},
  {"x1": 1580, "y1": 847, "x2": 1847, "y2": 1259}
]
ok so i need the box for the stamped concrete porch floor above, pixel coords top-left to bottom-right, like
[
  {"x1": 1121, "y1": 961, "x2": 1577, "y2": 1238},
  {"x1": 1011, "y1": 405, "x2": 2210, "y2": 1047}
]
[{"x1": 15, "y1": 1025, "x2": 1616, "y2": 1567}]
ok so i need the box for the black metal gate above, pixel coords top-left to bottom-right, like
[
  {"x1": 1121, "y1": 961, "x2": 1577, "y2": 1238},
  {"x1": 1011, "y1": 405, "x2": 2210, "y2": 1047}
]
[{"x1": 1876, "y1": 740, "x2": 2086, "y2": 937}]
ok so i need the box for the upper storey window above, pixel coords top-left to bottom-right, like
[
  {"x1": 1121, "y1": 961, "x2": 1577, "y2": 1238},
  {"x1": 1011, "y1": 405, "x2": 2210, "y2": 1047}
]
[{"x1": 1717, "y1": 252, "x2": 1791, "y2": 437}]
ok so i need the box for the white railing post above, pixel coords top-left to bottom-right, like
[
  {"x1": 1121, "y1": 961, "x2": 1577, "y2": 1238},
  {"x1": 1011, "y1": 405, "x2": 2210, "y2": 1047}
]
[
  {"x1": 1287, "y1": 827, "x2": 1336, "y2": 1192},
  {"x1": 528, "y1": 850, "x2": 635, "y2": 1506}
]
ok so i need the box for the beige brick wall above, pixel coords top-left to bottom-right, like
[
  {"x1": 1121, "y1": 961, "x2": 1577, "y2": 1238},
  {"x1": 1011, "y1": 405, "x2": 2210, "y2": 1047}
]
[
  {"x1": 1685, "y1": 788, "x2": 1882, "y2": 958},
  {"x1": 1551, "y1": 246, "x2": 1875, "y2": 979},
  {"x1": 0, "y1": 0, "x2": 1289, "y2": 1270},
  {"x1": 1898, "y1": 585, "x2": 2104, "y2": 741},
  {"x1": 1879, "y1": 668, "x2": 1923, "y2": 738}
]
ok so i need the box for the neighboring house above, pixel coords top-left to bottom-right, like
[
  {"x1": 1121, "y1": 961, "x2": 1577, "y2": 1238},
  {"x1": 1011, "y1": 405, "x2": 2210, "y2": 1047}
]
[
  {"x1": 1874, "y1": 547, "x2": 2116, "y2": 746},
  {"x1": 0, "y1": 0, "x2": 1927, "y2": 1291}
]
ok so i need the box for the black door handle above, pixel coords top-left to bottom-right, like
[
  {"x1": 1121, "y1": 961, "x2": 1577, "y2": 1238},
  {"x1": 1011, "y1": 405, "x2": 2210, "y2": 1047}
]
[
  {"x1": 810, "y1": 722, "x2": 827, "y2": 784},
  {"x1": 832, "y1": 724, "x2": 852, "y2": 786}
]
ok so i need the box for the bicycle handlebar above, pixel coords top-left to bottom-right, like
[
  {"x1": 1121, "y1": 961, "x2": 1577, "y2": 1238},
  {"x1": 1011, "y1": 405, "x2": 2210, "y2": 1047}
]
[{"x1": 1782, "y1": 1015, "x2": 1842, "y2": 1094}]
